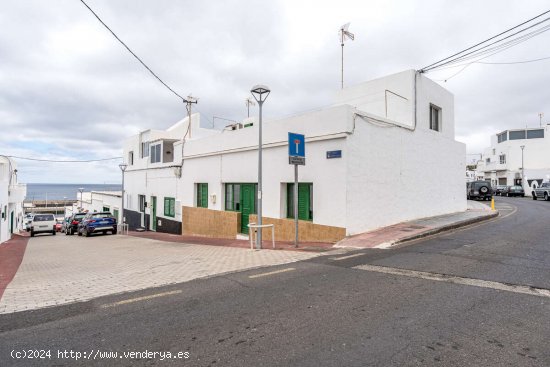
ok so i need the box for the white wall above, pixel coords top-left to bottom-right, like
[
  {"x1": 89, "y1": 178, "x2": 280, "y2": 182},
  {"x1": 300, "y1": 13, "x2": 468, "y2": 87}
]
[{"x1": 0, "y1": 157, "x2": 26, "y2": 244}]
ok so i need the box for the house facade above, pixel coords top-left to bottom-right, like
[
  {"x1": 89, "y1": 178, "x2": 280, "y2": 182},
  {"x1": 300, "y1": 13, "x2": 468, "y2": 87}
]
[
  {"x1": 476, "y1": 126, "x2": 550, "y2": 196},
  {"x1": 0, "y1": 156, "x2": 26, "y2": 244},
  {"x1": 121, "y1": 70, "x2": 466, "y2": 242},
  {"x1": 66, "y1": 191, "x2": 123, "y2": 223}
]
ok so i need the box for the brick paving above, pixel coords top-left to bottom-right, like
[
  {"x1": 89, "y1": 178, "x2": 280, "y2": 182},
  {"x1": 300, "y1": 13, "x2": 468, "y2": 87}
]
[{"x1": 0, "y1": 234, "x2": 320, "y2": 314}]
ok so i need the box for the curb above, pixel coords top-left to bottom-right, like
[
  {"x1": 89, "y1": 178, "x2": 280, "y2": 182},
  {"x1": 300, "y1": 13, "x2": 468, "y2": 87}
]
[{"x1": 377, "y1": 210, "x2": 499, "y2": 249}]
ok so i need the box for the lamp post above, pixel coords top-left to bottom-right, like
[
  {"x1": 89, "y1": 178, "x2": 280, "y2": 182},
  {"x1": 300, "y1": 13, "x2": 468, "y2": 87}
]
[
  {"x1": 520, "y1": 145, "x2": 525, "y2": 189},
  {"x1": 78, "y1": 187, "x2": 84, "y2": 211},
  {"x1": 119, "y1": 163, "x2": 128, "y2": 227},
  {"x1": 250, "y1": 84, "x2": 270, "y2": 249}
]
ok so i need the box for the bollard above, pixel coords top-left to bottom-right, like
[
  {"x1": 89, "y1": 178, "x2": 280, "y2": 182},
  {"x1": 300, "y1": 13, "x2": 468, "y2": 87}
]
[{"x1": 491, "y1": 197, "x2": 495, "y2": 211}]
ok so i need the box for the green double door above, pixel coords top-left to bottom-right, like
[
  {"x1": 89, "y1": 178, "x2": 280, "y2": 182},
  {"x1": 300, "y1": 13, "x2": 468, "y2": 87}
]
[{"x1": 151, "y1": 196, "x2": 157, "y2": 231}]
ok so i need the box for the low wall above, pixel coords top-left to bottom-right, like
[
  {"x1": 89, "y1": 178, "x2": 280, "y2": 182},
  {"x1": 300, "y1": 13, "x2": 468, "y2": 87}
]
[
  {"x1": 249, "y1": 215, "x2": 346, "y2": 243},
  {"x1": 182, "y1": 206, "x2": 240, "y2": 239}
]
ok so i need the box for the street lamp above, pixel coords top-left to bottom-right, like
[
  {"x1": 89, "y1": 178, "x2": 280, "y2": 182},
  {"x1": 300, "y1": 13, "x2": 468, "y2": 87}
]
[
  {"x1": 520, "y1": 145, "x2": 525, "y2": 190},
  {"x1": 78, "y1": 187, "x2": 84, "y2": 211},
  {"x1": 250, "y1": 84, "x2": 270, "y2": 249},
  {"x1": 119, "y1": 163, "x2": 128, "y2": 227}
]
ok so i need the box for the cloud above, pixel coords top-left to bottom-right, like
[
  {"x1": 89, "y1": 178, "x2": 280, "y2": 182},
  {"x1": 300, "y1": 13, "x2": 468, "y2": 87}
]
[{"x1": 1, "y1": 0, "x2": 550, "y2": 183}]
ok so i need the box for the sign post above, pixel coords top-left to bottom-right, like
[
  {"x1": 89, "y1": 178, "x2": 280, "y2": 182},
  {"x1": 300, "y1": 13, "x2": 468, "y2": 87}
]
[{"x1": 288, "y1": 133, "x2": 305, "y2": 247}]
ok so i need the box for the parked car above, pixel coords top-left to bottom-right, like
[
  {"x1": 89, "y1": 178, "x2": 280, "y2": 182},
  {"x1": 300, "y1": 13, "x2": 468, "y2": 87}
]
[
  {"x1": 65, "y1": 212, "x2": 87, "y2": 235},
  {"x1": 467, "y1": 181, "x2": 493, "y2": 201},
  {"x1": 55, "y1": 220, "x2": 63, "y2": 232},
  {"x1": 532, "y1": 182, "x2": 550, "y2": 201},
  {"x1": 502, "y1": 185, "x2": 524, "y2": 197},
  {"x1": 494, "y1": 185, "x2": 507, "y2": 196},
  {"x1": 78, "y1": 212, "x2": 117, "y2": 237},
  {"x1": 24, "y1": 214, "x2": 34, "y2": 232},
  {"x1": 30, "y1": 213, "x2": 56, "y2": 237}
]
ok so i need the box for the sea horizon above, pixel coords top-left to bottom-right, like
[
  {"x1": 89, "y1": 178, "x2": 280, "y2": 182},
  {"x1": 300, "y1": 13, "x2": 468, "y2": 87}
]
[{"x1": 24, "y1": 183, "x2": 122, "y2": 201}]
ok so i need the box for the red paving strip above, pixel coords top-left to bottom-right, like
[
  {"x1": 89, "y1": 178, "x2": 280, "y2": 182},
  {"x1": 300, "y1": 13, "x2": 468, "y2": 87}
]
[
  {"x1": 126, "y1": 231, "x2": 334, "y2": 252},
  {"x1": 0, "y1": 234, "x2": 29, "y2": 301},
  {"x1": 336, "y1": 223, "x2": 431, "y2": 248}
]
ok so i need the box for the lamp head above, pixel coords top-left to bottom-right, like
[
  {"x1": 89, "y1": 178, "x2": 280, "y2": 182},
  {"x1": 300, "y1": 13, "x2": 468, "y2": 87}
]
[
  {"x1": 250, "y1": 84, "x2": 270, "y2": 103},
  {"x1": 119, "y1": 163, "x2": 128, "y2": 172}
]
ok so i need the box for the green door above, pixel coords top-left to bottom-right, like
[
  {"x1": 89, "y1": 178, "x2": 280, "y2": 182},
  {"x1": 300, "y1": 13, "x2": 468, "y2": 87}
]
[
  {"x1": 240, "y1": 184, "x2": 256, "y2": 234},
  {"x1": 10, "y1": 211, "x2": 14, "y2": 234},
  {"x1": 151, "y1": 196, "x2": 157, "y2": 231}
]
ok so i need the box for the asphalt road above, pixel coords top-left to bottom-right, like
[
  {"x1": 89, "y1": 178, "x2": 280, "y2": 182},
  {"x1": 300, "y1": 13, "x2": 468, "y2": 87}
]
[{"x1": 1, "y1": 197, "x2": 549, "y2": 366}]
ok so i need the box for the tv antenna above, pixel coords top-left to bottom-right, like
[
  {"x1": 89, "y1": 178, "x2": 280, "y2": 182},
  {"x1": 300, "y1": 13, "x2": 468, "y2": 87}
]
[
  {"x1": 245, "y1": 97, "x2": 256, "y2": 118},
  {"x1": 339, "y1": 22, "x2": 355, "y2": 89}
]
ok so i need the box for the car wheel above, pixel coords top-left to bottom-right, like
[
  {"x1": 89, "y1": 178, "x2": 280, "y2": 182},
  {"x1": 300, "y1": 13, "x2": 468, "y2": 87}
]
[
  {"x1": 545, "y1": 193, "x2": 549, "y2": 201},
  {"x1": 533, "y1": 193, "x2": 537, "y2": 200},
  {"x1": 77, "y1": 229, "x2": 82, "y2": 236},
  {"x1": 84, "y1": 228, "x2": 91, "y2": 237},
  {"x1": 112, "y1": 229, "x2": 117, "y2": 235},
  {"x1": 30, "y1": 231, "x2": 35, "y2": 237},
  {"x1": 52, "y1": 230, "x2": 56, "y2": 235}
]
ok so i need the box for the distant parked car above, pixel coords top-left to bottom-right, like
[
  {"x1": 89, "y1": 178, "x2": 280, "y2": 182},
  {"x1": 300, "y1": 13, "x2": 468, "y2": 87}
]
[
  {"x1": 532, "y1": 182, "x2": 550, "y2": 201},
  {"x1": 494, "y1": 185, "x2": 507, "y2": 196},
  {"x1": 25, "y1": 214, "x2": 34, "y2": 232},
  {"x1": 65, "y1": 212, "x2": 87, "y2": 235},
  {"x1": 55, "y1": 220, "x2": 63, "y2": 232},
  {"x1": 78, "y1": 212, "x2": 117, "y2": 237},
  {"x1": 467, "y1": 181, "x2": 493, "y2": 201},
  {"x1": 502, "y1": 185, "x2": 524, "y2": 197},
  {"x1": 30, "y1": 213, "x2": 56, "y2": 237}
]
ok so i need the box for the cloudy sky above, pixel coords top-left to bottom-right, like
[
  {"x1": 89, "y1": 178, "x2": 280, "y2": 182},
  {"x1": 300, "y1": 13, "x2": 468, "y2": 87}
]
[{"x1": 2, "y1": 0, "x2": 549, "y2": 183}]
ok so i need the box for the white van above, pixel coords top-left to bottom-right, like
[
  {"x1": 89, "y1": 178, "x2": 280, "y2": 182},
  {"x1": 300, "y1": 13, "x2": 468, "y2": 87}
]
[{"x1": 30, "y1": 213, "x2": 56, "y2": 237}]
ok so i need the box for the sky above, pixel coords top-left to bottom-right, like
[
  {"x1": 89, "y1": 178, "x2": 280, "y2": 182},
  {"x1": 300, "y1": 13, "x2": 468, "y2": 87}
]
[{"x1": 1, "y1": 0, "x2": 549, "y2": 183}]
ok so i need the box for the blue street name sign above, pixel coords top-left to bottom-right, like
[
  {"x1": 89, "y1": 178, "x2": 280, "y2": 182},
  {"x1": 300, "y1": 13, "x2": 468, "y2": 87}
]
[
  {"x1": 288, "y1": 132, "x2": 305, "y2": 158},
  {"x1": 326, "y1": 150, "x2": 342, "y2": 159}
]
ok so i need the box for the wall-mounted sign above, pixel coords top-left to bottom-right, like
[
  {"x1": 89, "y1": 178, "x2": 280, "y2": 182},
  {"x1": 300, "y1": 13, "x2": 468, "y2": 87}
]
[{"x1": 326, "y1": 150, "x2": 342, "y2": 159}]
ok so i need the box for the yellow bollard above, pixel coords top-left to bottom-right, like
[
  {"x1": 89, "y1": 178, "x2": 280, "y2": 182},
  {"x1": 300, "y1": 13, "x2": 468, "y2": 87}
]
[{"x1": 491, "y1": 197, "x2": 495, "y2": 211}]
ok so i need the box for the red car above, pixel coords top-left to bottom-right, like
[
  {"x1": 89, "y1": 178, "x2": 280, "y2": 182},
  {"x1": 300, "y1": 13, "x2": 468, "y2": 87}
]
[{"x1": 55, "y1": 221, "x2": 63, "y2": 232}]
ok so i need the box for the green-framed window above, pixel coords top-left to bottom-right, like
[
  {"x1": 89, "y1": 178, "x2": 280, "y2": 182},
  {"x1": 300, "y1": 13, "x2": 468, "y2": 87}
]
[
  {"x1": 102, "y1": 206, "x2": 110, "y2": 212},
  {"x1": 225, "y1": 183, "x2": 240, "y2": 211},
  {"x1": 197, "y1": 183, "x2": 208, "y2": 208},
  {"x1": 164, "y1": 197, "x2": 175, "y2": 217},
  {"x1": 287, "y1": 183, "x2": 313, "y2": 221}
]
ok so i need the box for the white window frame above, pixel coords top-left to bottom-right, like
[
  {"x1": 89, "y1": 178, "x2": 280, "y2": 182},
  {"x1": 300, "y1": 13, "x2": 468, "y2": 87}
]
[{"x1": 429, "y1": 104, "x2": 441, "y2": 132}]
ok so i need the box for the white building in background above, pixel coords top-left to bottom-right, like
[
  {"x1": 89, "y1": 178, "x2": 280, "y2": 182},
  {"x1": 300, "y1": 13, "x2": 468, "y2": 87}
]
[
  {"x1": 0, "y1": 156, "x2": 26, "y2": 244},
  {"x1": 476, "y1": 126, "x2": 550, "y2": 196},
  {"x1": 66, "y1": 191, "x2": 122, "y2": 223},
  {"x1": 121, "y1": 70, "x2": 466, "y2": 242}
]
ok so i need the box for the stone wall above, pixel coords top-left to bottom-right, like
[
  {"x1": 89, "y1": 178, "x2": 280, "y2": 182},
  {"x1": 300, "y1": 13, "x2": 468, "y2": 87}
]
[
  {"x1": 249, "y1": 215, "x2": 345, "y2": 243},
  {"x1": 182, "y1": 206, "x2": 240, "y2": 239}
]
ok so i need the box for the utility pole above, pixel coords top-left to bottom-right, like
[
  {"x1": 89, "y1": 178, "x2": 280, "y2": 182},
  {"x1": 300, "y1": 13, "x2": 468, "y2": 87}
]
[
  {"x1": 185, "y1": 95, "x2": 198, "y2": 139},
  {"x1": 339, "y1": 23, "x2": 355, "y2": 89},
  {"x1": 539, "y1": 112, "x2": 544, "y2": 127},
  {"x1": 245, "y1": 97, "x2": 256, "y2": 118}
]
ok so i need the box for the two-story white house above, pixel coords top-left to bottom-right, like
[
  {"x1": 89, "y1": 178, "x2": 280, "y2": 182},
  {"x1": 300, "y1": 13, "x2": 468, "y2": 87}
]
[
  {"x1": 121, "y1": 70, "x2": 466, "y2": 242},
  {"x1": 0, "y1": 156, "x2": 27, "y2": 244},
  {"x1": 476, "y1": 126, "x2": 550, "y2": 196}
]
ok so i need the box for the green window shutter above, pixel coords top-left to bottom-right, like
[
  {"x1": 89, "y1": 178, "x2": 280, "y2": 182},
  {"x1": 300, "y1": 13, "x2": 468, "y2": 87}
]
[
  {"x1": 201, "y1": 184, "x2": 208, "y2": 208},
  {"x1": 287, "y1": 183, "x2": 294, "y2": 218},
  {"x1": 170, "y1": 199, "x2": 175, "y2": 217},
  {"x1": 164, "y1": 197, "x2": 175, "y2": 217},
  {"x1": 298, "y1": 183, "x2": 310, "y2": 220}
]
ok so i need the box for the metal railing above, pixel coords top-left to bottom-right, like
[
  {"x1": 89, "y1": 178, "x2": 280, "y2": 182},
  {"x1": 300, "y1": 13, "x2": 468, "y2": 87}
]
[{"x1": 247, "y1": 223, "x2": 275, "y2": 250}]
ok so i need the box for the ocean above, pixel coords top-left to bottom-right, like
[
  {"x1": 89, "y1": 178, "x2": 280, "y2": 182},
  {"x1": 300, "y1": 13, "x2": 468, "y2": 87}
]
[{"x1": 25, "y1": 183, "x2": 122, "y2": 201}]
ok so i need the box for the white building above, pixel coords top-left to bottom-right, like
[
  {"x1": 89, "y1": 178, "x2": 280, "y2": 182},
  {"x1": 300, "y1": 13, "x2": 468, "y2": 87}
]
[
  {"x1": 0, "y1": 156, "x2": 27, "y2": 244},
  {"x1": 121, "y1": 70, "x2": 466, "y2": 242},
  {"x1": 476, "y1": 126, "x2": 550, "y2": 196},
  {"x1": 66, "y1": 191, "x2": 122, "y2": 223}
]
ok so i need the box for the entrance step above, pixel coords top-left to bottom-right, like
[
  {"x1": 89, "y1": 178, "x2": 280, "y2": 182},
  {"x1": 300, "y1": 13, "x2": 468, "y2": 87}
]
[{"x1": 236, "y1": 234, "x2": 249, "y2": 241}]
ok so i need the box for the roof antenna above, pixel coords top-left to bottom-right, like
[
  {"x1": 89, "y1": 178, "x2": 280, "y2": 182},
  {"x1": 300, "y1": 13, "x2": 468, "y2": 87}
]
[{"x1": 339, "y1": 22, "x2": 355, "y2": 89}]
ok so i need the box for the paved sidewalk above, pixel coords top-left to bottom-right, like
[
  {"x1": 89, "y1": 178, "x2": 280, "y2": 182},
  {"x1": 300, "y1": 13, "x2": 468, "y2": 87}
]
[
  {"x1": 335, "y1": 201, "x2": 497, "y2": 249},
  {"x1": 0, "y1": 234, "x2": 320, "y2": 314}
]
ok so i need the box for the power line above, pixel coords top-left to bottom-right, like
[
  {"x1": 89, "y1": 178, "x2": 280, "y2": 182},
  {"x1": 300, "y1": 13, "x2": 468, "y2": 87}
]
[
  {"x1": 420, "y1": 9, "x2": 550, "y2": 72},
  {"x1": 7, "y1": 156, "x2": 122, "y2": 163},
  {"x1": 78, "y1": 0, "x2": 188, "y2": 103},
  {"x1": 423, "y1": 18, "x2": 550, "y2": 72}
]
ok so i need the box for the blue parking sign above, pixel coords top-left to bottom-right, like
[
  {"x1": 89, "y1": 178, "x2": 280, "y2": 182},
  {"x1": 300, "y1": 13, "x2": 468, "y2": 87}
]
[{"x1": 288, "y1": 133, "x2": 305, "y2": 157}]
